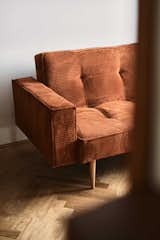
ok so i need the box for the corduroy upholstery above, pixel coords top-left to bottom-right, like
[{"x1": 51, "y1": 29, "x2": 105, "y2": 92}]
[
  {"x1": 35, "y1": 51, "x2": 87, "y2": 107},
  {"x1": 96, "y1": 100, "x2": 135, "y2": 131},
  {"x1": 12, "y1": 43, "x2": 137, "y2": 167},
  {"x1": 12, "y1": 78, "x2": 76, "y2": 166},
  {"x1": 76, "y1": 105, "x2": 133, "y2": 162}
]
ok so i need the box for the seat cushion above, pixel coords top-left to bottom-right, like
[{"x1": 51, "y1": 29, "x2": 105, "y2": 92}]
[
  {"x1": 76, "y1": 107, "x2": 134, "y2": 162},
  {"x1": 95, "y1": 100, "x2": 135, "y2": 131},
  {"x1": 77, "y1": 107, "x2": 124, "y2": 140}
]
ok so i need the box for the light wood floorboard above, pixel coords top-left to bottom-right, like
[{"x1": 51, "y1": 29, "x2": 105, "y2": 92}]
[{"x1": 0, "y1": 141, "x2": 131, "y2": 240}]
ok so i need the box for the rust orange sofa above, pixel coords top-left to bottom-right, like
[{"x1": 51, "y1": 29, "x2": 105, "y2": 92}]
[{"x1": 12, "y1": 43, "x2": 137, "y2": 188}]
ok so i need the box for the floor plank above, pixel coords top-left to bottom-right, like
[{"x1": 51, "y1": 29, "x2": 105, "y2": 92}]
[
  {"x1": 0, "y1": 229, "x2": 20, "y2": 239},
  {"x1": 0, "y1": 141, "x2": 130, "y2": 240}
]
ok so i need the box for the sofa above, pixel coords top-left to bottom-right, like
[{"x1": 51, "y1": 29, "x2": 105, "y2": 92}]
[{"x1": 12, "y1": 43, "x2": 138, "y2": 188}]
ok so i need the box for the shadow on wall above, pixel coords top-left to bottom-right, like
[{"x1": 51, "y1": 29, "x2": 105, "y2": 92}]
[{"x1": 0, "y1": 60, "x2": 35, "y2": 144}]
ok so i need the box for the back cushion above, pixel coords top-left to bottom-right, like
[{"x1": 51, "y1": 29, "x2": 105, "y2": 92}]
[
  {"x1": 119, "y1": 44, "x2": 138, "y2": 101},
  {"x1": 79, "y1": 48, "x2": 125, "y2": 106},
  {"x1": 35, "y1": 51, "x2": 86, "y2": 106},
  {"x1": 35, "y1": 43, "x2": 138, "y2": 106}
]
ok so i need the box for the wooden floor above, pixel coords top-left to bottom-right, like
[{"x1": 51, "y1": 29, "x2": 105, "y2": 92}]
[{"x1": 0, "y1": 141, "x2": 131, "y2": 240}]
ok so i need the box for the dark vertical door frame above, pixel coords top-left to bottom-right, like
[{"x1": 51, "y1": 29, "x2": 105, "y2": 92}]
[{"x1": 131, "y1": 0, "x2": 157, "y2": 190}]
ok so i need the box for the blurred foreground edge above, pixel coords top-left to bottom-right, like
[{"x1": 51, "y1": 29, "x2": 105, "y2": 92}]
[{"x1": 67, "y1": 1, "x2": 160, "y2": 239}]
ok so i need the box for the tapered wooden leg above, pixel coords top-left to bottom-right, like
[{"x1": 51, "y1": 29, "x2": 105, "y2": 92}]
[{"x1": 89, "y1": 160, "x2": 96, "y2": 189}]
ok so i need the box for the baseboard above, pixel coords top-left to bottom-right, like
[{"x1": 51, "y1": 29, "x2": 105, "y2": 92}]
[{"x1": 0, "y1": 139, "x2": 29, "y2": 149}]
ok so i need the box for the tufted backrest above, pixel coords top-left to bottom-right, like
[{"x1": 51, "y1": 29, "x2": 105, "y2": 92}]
[{"x1": 35, "y1": 43, "x2": 138, "y2": 107}]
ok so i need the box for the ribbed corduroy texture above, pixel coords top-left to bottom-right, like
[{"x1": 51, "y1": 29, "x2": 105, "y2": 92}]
[
  {"x1": 35, "y1": 43, "x2": 138, "y2": 106},
  {"x1": 12, "y1": 44, "x2": 138, "y2": 166}
]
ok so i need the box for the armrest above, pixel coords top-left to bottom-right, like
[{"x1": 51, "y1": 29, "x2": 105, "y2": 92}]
[{"x1": 12, "y1": 77, "x2": 77, "y2": 167}]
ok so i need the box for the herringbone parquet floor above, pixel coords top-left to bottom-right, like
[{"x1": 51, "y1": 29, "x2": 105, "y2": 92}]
[{"x1": 0, "y1": 141, "x2": 131, "y2": 240}]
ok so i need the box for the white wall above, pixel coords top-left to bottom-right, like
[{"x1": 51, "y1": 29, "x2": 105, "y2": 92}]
[{"x1": 0, "y1": 0, "x2": 138, "y2": 145}]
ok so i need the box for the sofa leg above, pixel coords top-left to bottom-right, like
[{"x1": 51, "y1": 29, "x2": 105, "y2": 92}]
[{"x1": 89, "y1": 160, "x2": 96, "y2": 189}]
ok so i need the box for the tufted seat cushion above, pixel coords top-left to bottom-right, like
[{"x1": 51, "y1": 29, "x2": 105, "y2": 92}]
[
  {"x1": 76, "y1": 104, "x2": 134, "y2": 162},
  {"x1": 76, "y1": 107, "x2": 124, "y2": 140},
  {"x1": 95, "y1": 100, "x2": 135, "y2": 131}
]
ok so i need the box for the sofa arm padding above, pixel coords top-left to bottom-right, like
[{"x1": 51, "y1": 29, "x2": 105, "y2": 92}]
[{"x1": 12, "y1": 77, "x2": 77, "y2": 167}]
